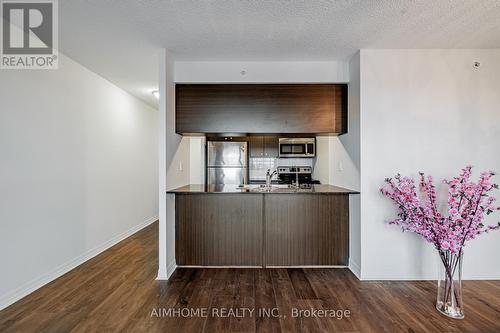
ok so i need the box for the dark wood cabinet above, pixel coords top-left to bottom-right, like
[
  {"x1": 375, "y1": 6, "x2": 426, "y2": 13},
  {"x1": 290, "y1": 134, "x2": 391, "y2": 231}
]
[
  {"x1": 174, "y1": 192, "x2": 349, "y2": 267},
  {"x1": 249, "y1": 136, "x2": 279, "y2": 158},
  {"x1": 176, "y1": 84, "x2": 347, "y2": 135},
  {"x1": 263, "y1": 136, "x2": 279, "y2": 157},
  {"x1": 249, "y1": 136, "x2": 265, "y2": 157},
  {"x1": 175, "y1": 194, "x2": 263, "y2": 266},
  {"x1": 265, "y1": 194, "x2": 349, "y2": 266}
]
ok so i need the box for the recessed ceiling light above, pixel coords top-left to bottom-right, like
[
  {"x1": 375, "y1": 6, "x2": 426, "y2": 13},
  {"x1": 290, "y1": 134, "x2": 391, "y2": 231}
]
[{"x1": 152, "y1": 90, "x2": 160, "y2": 99}]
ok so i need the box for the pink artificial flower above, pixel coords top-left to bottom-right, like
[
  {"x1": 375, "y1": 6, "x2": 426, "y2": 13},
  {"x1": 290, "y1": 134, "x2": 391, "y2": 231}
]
[{"x1": 380, "y1": 166, "x2": 500, "y2": 254}]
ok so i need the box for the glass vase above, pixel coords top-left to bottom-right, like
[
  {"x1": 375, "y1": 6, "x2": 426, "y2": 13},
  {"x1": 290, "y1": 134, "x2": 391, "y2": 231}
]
[{"x1": 436, "y1": 250, "x2": 464, "y2": 319}]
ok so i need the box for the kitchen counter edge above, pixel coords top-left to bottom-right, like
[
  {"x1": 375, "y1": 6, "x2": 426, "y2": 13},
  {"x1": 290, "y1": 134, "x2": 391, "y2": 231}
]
[{"x1": 167, "y1": 184, "x2": 360, "y2": 194}]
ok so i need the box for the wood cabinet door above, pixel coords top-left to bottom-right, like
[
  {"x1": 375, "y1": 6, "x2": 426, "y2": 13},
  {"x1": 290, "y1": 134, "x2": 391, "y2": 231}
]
[
  {"x1": 263, "y1": 136, "x2": 279, "y2": 158},
  {"x1": 176, "y1": 84, "x2": 347, "y2": 135},
  {"x1": 176, "y1": 194, "x2": 263, "y2": 266},
  {"x1": 265, "y1": 194, "x2": 349, "y2": 266},
  {"x1": 249, "y1": 136, "x2": 265, "y2": 157}
]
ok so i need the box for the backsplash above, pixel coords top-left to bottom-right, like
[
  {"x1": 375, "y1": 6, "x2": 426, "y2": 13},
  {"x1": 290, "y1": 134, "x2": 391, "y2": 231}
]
[
  {"x1": 249, "y1": 157, "x2": 314, "y2": 181},
  {"x1": 249, "y1": 157, "x2": 277, "y2": 180},
  {"x1": 276, "y1": 158, "x2": 314, "y2": 167}
]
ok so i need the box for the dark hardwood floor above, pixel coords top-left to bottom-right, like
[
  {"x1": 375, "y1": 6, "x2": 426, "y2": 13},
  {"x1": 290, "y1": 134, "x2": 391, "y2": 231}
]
[{"x1": 1, "y1": 222, "x2": 499, "y2": 332}]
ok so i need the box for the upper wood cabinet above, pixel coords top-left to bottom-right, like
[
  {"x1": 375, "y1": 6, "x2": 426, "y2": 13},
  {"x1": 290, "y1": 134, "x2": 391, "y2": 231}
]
[
  {"x1": 175, "y1": 84, "x2": 347, "y2": 135},
  {"x1": 249, "y1": 136, "x2": 265, "y2": 157},
  {"x1": 249, "y1": 136, "x2": 279, "y2": 158},
  {"x1": 263, "y1": 136, "x2": 279, "y2": 158}
]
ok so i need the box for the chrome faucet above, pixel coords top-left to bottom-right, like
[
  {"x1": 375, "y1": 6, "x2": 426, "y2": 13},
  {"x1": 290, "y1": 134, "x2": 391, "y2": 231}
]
[{"x1": 266, "y1": 169, "x2": 277, "y2": 188}]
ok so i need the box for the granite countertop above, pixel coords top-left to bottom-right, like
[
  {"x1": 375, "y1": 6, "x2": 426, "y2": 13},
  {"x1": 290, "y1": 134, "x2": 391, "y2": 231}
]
[{"x1": 167, "y1": 184, "x2": 359, "y2": 194}]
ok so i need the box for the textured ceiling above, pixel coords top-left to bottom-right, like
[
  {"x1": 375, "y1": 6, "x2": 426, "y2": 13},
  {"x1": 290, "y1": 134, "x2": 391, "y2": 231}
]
[{"x1": 59, "y1": 0, "x2": 500, "y2": 107}]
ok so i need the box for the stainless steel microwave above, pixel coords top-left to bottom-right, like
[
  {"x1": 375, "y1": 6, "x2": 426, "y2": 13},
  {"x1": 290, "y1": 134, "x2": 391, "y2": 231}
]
[{"x1": 278, "y1": 138, "x2": 315, "y2": 158}]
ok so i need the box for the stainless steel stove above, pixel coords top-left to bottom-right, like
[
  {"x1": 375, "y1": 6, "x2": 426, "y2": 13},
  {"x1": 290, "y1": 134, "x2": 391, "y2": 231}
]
[{"x1": 277, "y1": 166, "x2": 318, "y2": 185}]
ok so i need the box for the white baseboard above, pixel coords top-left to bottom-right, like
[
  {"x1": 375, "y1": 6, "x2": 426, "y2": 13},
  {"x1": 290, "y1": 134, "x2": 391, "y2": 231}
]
[
  {"x1": 0, "y1": 215, "x2": 158, "y2": 311},
  {"x1": 167, "y1": 260, "x2": 177, "y2": 278},
  {"x1": 157, "y1": 260, "x2": 177, "y2": 280},
  {"x1": 177, "y1": 265, "x2": 262, "y2": 268},
  {"x1": 461, "y1": 276, "x2": 500, "y2": 280},
  {"x1": 360, "y1": 276, "x2": 500, "y2": 281},
  {"x1": 266, "y1": 265, "x2": 347, "y2": 268},
  {"x1": 360, "y1": 275, "x2": 438, "y2": 281},
  {"x1": 349, "y1": 259, "x2": 361, "y2": 279}
]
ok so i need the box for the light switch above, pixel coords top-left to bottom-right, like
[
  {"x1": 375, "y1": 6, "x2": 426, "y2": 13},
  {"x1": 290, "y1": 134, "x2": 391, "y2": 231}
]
[
  {"x1": 179, "y1": 161, "x2": 183, "y2": 171},
  {"x1": 338, "y1": 161, "x2": 343, "y2": 172}
]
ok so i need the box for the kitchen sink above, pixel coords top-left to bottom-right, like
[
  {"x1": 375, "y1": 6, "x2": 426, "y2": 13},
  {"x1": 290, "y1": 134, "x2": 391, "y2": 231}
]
[{"x1": 249, "y1": 184, "x2": 297, "y2": 192}]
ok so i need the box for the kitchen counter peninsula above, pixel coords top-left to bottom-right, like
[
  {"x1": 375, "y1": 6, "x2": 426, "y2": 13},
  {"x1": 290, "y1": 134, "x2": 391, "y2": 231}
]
[
  {"x1": 169, "y1": 184, "x2": 358, "y2": 267},
  {"x1": 167, "y1": 184, "x2": 359, "y2": 194}
]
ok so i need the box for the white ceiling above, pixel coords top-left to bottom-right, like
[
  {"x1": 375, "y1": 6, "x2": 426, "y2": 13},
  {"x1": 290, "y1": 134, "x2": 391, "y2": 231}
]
[{"x1": 59, "y1": 1, "x2": 500, "y2": 107}]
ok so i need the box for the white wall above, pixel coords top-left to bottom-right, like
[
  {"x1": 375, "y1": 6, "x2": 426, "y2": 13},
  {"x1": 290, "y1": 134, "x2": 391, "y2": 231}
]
[
  {"x1": 334, "y1": 53, "x2": 361, "y2": 191},
  {"x1": 157, "y1": 51, "x2": 191, "y2": 280},
  {"x1": 0, "y1": 53, "x2": 158, "y2": 309},
  {"x1": 344, "y1": 53, "x2": 361, "y2": 277},
  {"x1": 189, "y1": 137, "x2": 206, "y2": 184},
  {"x1": 360, "y1": 49, "x2": 500, "y2": 279},
  {"x1": 175, "y1": 61, "x2": 349, "y2": 83},
  {"x1": 312, "y1": 137, "x2": 332, "y2": 184}
]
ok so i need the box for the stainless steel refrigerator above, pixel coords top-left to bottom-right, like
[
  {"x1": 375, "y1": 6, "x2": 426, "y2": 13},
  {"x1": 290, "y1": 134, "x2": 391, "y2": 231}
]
[{"x1": 207, "y1": 141, "x2": 248, "y2": 185}]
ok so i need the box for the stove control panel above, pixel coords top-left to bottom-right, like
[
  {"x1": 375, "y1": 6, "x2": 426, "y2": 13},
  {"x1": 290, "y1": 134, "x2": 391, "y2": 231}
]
[{"x1": 277, "y1": 166, "x2": 312, "y2": 174}]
